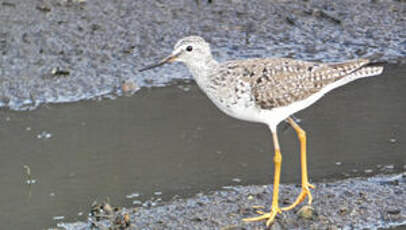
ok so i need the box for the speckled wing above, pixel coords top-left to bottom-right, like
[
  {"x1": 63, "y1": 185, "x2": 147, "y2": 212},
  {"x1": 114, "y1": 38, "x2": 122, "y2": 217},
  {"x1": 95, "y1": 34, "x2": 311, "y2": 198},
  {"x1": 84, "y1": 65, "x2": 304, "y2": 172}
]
[{"x1": 222, "y1": 58, "x2": 370, "y2": 110}]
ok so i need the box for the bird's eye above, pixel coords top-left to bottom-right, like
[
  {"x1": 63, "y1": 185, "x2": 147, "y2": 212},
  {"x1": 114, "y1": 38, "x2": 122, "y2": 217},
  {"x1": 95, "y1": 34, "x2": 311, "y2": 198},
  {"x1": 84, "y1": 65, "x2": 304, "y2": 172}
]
[{"x1": 186, "y1": 46, "x2": 193, "y2": 52}]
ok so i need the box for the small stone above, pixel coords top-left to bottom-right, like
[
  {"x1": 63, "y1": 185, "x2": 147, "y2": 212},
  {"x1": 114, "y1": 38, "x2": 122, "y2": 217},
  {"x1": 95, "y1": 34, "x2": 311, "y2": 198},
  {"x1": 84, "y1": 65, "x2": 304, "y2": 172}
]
[
  {"x1": 328, "y1": 225, "x2": 339, "y2": 230},
  {"x1": 154, "y1": 191, "x2": 162, "y2": 196},
  {"x1": 298, "y1": 205, "x2": 314, "y2": 219},
  {"x1": 232, "y1": 178, "x2": 242, "y2": 183},
  {"x1": 384, "y1": 164, "x2": 394, "y2": 170},
  {"x1": 335, "y1": 161, "x2": 342, "y2": 166},
  {"x1": 389, "y1": 138, "x2": 397, "y2": 143},
  {"x1": 339, "y1": 206, "x2": 348, "y2": 215},
  {"x1": 126, "y1": 192, "x2": 140, "y2": 199},
  {"x1": 270, "y1": 221, "x2": 282, "y2": 230},
  {"x1": 132, "y1": 200, "x2": 142, "y2": 205},
  {"x1": 102, "y1": 203, "x2": 113, "y2": 215},
  {"x1": 53, "y1": 216, "x2": 64, "y2": 220},
  {"x1": 364, "y1": 169, "x2": 373, "y2": 173},
  {"x1": 26, "y1": 179, "x2": 37, "y2": 184},
  {"x1": 387, "y1": 208, "x2": 401, "y2": 215},
  {"x1": 121, "y1": 80, "x2": 139, "y2": 93},
  {"x1": 247, "y1": 195, "x2": 254, "y2": 200}
]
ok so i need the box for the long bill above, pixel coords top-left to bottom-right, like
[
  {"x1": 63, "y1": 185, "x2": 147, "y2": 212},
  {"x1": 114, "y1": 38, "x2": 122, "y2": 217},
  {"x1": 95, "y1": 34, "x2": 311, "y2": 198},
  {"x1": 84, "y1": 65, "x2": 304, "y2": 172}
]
[{"x1": 138, "y1": 52, "x2": 180, "y2": 72}]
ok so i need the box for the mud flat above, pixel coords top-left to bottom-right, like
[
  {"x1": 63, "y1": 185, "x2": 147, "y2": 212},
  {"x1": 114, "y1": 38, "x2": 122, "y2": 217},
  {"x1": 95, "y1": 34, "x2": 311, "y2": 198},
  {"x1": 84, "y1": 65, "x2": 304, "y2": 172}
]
[
  {"x1": 59, "y1": 173, "x2": 406, "y2": 230},
  {"x1": 1, "y1": 0, "x2": 405, "y2": 110}
]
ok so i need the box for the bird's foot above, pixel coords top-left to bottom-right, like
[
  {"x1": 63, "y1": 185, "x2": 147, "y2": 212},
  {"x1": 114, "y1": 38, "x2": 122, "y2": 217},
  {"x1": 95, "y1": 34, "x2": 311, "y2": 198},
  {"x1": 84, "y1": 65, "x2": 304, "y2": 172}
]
[
  {"x1": 281, "y1": 183, "x2": 315, "y2": 211},
  {"x1": 243, "y1": 206, "x2": 282, "y2": 227}
]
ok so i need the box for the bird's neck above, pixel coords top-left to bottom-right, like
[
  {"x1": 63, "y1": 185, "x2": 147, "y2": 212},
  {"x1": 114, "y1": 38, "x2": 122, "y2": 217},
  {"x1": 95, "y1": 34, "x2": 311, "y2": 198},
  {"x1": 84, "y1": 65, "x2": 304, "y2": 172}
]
[{"x1": 186, "y1": 58, "x2": 219, "y2": 91}]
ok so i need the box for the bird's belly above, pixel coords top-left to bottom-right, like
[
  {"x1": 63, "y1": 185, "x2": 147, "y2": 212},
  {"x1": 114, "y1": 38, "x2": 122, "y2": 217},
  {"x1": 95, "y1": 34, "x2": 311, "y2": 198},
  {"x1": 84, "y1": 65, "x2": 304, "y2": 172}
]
[{"x1": 210, "y1": 98, "x2": 265, "y2": 123}]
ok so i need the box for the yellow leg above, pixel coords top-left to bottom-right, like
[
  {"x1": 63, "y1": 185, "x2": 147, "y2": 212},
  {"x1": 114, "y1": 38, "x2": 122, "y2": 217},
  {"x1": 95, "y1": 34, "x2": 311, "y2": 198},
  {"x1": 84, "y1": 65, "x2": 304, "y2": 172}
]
[
  {"x1": 243, "y1": 130, "x2": 282, "y2": 226},
  {"x1": 281, "y1": 117, "x2": 315, "y2": 211}
]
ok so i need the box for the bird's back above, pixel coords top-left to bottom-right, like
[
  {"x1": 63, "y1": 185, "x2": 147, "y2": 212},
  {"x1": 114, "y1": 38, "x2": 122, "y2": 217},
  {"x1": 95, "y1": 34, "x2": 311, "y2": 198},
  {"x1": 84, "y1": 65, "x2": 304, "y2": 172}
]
[{"x1": 210, "y1": 58, "x2": 383, "y2": 110}]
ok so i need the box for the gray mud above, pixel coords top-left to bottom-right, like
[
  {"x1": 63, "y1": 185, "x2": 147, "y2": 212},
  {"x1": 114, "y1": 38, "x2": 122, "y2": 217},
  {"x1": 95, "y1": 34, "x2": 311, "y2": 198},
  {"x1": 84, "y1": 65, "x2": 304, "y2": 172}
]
[
  {"x1": 1, "y1": 0, "x2": 405, "y2": 110},
  {"x1": 59, "y1": 173, "x2": 406, "y2": 230}
]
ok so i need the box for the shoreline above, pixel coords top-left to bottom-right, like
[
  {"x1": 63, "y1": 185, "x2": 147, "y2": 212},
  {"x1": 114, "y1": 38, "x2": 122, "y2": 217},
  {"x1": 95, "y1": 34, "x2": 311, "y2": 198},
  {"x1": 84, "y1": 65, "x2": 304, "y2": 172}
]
[{"x1": 59, "y1": 173, "x2": 406, "y2": 230}]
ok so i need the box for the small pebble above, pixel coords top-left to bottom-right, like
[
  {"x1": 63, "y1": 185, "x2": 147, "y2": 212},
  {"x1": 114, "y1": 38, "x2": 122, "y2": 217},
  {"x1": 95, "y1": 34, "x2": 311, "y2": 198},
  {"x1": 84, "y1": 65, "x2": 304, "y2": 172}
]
[
  {"x1": 384, "y1": 164, "x2": 394, "y2": 170},
  {"x1": 26, "y1": 179, "x2": 37, "y2": 184},
  {"x1": 49, "y1": 192, "x2": 55, "y2": 197},
  {"x1": 121, "y1": 80, "x2": 139, "y2": 93},
  {"x1": 389, "y1": 138, "x2": 397, "y2": 143},
  {"x1": 132, "y1": 200, "x2": 142, "y2": 205},
  {"x1": 298, "y1": 205, "x2": 314, "y2": 219},
  {"x1": 364, "y1": 169, "x2": 373, "y2": 173},
  {"x1": 53, "y1": 216, "x2": 64, "y2": 220},
  {"x1": 126, "y1": 193, "x2": 140, "y2": 199},
  {"x1": 37, "y1": 131, "x2": 52, "y2": 139},
  {"x1": 222, "y1": 186, "x2": 233, "y2": 189},
  {"x1": 335, "y1": 162, "x2": 342, "y2": 166},
  {"x1": 387, "y1": 208, "x2": 401, "y2": 215},
  {"x1": 102, "y1": 203, "x2": 113, "y2": 215},
  {"x1": 26, "y1": 126, "x2": 32, "y2": 131},
  {"x1": 142, "y1": 200, "x2": 157, "y2": 207},
  {"x1": 232, "y1": 178, "x2": 241, "y2": 183},
  {"x1": 154, "y1": 191, "x2": 162, "y2": 196},
  {"x1": 177, "y1": 85, "x2": 191, "y2": 92}
]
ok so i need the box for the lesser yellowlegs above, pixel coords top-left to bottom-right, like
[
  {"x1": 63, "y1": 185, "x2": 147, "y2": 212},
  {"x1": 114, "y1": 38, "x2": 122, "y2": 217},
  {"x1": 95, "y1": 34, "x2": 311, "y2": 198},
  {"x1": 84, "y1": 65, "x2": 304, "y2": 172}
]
[{"x1": 139, "y1": 36, "x2": 384, "y2": 226}]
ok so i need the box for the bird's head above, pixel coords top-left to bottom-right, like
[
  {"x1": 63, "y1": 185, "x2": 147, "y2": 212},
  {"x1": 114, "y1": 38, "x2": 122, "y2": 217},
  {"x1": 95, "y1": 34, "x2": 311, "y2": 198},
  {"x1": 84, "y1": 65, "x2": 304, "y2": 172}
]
[{"x1": 139, "y1": 36, "x2": 212, "y2": 72}]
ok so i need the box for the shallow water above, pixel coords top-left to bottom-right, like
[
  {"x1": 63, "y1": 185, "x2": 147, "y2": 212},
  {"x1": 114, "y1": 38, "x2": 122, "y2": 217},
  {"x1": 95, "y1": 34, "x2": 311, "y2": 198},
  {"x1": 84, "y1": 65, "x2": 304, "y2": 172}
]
[{"x1": 0, "y1": 65, "x2": 404, "y2": 229}]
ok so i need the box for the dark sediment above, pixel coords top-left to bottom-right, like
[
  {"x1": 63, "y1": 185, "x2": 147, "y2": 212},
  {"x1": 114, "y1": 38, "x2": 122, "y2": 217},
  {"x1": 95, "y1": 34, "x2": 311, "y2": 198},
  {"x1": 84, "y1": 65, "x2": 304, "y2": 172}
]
[
  {"x1": 0, "y1": 0, "x2": 405, "y2": 110},
  {"x1": 59, "y1": 173, "x2": 406, "y2": 230}
]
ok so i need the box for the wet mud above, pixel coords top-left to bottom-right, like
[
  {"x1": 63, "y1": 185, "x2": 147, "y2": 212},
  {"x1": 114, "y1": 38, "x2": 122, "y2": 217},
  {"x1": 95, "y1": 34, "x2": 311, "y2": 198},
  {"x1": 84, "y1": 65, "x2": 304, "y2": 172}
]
[
  {"x1": 59, "y1": 173, "x2": 406, "y2": 230},
  {"x1": 0, "y1": 0, "x2": 405, "y2": 110}
]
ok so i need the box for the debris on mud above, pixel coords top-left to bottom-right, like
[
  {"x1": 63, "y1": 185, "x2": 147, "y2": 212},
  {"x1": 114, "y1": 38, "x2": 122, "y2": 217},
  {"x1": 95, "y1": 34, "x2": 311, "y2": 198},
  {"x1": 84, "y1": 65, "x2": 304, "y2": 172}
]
[{"x1": 58, "y1": 173, "x2": 406, "y2": 230}]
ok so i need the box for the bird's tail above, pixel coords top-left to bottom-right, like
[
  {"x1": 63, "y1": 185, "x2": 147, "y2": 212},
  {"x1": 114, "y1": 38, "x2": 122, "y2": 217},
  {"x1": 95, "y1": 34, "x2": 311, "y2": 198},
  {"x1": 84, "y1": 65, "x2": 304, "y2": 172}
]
[{"x1": 347, "y1": 63, "x2": 384, "y2": 80}]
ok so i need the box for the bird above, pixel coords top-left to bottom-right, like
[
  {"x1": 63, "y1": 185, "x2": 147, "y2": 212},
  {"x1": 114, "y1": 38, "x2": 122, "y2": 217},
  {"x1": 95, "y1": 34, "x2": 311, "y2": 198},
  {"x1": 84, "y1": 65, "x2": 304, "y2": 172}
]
[{"x1": 138, "y1": 36, "x2": 384, "y2": 226}]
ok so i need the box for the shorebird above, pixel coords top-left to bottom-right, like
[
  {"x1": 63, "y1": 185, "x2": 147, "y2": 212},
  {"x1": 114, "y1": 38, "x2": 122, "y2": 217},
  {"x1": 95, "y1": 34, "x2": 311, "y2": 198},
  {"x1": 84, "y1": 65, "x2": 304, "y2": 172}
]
[{"x1": 139, "y1": 36, "x2": 384, "y2": 226}]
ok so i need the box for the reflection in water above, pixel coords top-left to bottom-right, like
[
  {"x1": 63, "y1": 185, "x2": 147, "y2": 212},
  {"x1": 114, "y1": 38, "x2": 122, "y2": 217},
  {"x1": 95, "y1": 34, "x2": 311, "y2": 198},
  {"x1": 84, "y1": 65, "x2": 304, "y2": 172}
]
[{"x1": 0, "y1": 65, "x2": 404, "y2": 229}]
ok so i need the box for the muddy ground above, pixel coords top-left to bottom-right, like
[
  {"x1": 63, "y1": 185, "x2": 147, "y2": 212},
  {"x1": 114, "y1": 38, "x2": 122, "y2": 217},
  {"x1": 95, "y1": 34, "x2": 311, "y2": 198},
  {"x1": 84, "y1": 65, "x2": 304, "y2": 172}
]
[
  {"x1": 59, "y1": 173, "x2": 406, "y2": 230},
  {"x1": 0, "y1": 0, "x2": 405, "y2": 110}
]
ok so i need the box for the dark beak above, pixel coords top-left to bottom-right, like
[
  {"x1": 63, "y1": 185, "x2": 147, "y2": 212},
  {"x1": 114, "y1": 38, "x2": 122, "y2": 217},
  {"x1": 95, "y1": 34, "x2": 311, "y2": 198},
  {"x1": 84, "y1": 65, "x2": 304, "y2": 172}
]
[{"x1": 138, "y1": 52, "x2": 180, "y2": 72}]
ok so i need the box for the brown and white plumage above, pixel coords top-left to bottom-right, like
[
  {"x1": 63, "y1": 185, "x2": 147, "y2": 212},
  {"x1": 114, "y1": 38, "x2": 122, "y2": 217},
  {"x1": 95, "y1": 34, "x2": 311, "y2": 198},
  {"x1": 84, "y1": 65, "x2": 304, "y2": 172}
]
[{"x1": 212, "y1": 58, "x2": 382, "y2": 110}]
